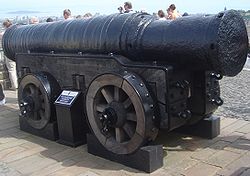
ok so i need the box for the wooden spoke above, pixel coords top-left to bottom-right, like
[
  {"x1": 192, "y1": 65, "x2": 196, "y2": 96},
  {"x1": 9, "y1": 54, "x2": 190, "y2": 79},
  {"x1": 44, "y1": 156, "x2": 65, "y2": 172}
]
[
  {"x1": 123, "y1": 122, "x2": 135, "y2": 138},
  {"x1": 38, "y1": 89, "x2": 42, "y2": 95},
  {"x1": 39, "y1": 94, "x2": 44, "y2": 101},
  {"x1": 96, "y1": 104, "x2": 107, "y2": 112},
  {"x1": 39, "y1": 110, "x2": 45, "y2": 118},
  {"x1": 115, "y1": 128, "x2": 125, "y2": 143},
  {"x1": 123, "y1": 98, "x2": 132, "y2": 109},
  {"x1": 41, "y1": 102, "x2": 45, "y2": 109},
  {"x1": 29, "y1": 85, "x2": 35, "y2": 95},
  {"x1": 101, "y1": 88, "x2": 113, "y2": 104},
  {"x1": 126, "y1": 112, "x2": 137, "y2": 121},
  {"x1": 114, "y1": 87, "x2": 120, "y2": 102},
  {"x1": 33, "y1": 111, "x2": 39, "y2": 120}
]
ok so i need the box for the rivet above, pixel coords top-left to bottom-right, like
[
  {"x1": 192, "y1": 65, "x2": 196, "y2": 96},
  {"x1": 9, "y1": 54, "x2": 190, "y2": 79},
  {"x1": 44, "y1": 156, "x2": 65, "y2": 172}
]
[
  {"x1": 132, "y1": 75, "x2": 136, "y2": 79},
  {"x1": 150, "y1": 104, "x2": 154, "y2": 109},
  {"x1": 78, "y1": 52, "x2": 82, "y2": 55},
  {"x1": 152, "y1": 116, "x2": 155, "y2": 120},
  {"x1": 140, "y1": 83, "x2": 143, "y2": 87},
  {"x1": 145, "y1": 93, "x2": 149, "y2": 97}
]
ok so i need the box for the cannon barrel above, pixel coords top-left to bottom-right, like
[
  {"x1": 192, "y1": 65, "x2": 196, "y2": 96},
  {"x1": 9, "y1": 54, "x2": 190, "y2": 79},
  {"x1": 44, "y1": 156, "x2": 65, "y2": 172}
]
[{"x1": 2, "y1": 10, "x2": 248, "y2": 76}]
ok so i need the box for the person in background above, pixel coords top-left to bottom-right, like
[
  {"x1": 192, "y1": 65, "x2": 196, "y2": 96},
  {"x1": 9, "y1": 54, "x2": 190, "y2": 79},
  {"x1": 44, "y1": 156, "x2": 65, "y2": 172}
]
[
  {"x1": 30, "y1": 16, "x2": 39, "y2": 24},
  {"x1": 46, "y1": 17, "x2": 53, "y2": 22},
  {"x1": 63, "y1": 9, "x2": 73, "y2": 20},
  {"x1": 123, "y1": 1, "x2": 133, "y2": 13},
  {"x1": 76, "y1": 15, "x2": 82, "y2": 19},
  {"x1": 166, "y1": 8, "x2": 172, "y2": 19},
  {"x1": 117, "y1": 6, "x2": 123, "y2": 13},
  {"x1": 166, "y1": 4, "x2": 181, "y2": 20},
  {"x1": 83, "y1": 13, "x2": 92, "y2": 19},
  {"x1": 158, "y1": 10, "x2": 166, "y2": 20},
  {"x1": 2, "y1": 19, "x2": 12, "y2": 28},
  {"x1": 1, "y1": 19, "x2": 18, "y2": 91},
  {"x1": 140, "y1": 8, "x2": 147, "y2": 13},
  {"x1": 0, "y1": 84, "x2": 5, "y2": 105}
]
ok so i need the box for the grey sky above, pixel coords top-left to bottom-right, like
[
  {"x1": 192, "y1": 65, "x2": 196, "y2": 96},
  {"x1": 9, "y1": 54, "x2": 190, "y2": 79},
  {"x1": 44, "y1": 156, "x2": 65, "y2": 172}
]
[{"x1": 1, "y1": 0, "x2": 250, "y2": 17}]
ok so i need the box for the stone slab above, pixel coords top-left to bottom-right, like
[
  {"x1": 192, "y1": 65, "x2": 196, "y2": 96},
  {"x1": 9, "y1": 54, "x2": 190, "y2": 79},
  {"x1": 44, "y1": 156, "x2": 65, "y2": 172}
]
[{"x1": 87, "y1": 134, "x2": 163, "y2": 173}]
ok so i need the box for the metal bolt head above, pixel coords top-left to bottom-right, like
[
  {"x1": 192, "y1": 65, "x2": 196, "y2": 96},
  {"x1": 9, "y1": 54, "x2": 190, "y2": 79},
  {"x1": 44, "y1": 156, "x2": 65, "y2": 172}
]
[
  {"x1": 181, "y1": 113, "x2": 187, "y2": 119},
  {"x1": 150, "y1": 104, "x2": 154, "y2": 109},
  {"x1": 140, "y1": 83, "x2": 143, "y2": 87},
  {"x1": 132, "y1": 75, "x2": 136, "y2": 79},
  {"x1": 151, "y1": 128, "x2": 157, "y2": 132},
  {"x1": 145, "y1": 93, "x2": 149, "y2": 97},
  {"x1": 103, "y1": 114, "x2": 108, "y2": 119},
  {"x1": 99, "y1": 116, "x2": 104, "y2": 121}
]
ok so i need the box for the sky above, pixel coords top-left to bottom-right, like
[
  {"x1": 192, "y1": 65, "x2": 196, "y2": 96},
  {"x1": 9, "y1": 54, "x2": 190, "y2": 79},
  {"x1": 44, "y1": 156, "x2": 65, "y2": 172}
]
[{"x1": 0, "y1": 0, "x2": 250, "y2": 18}]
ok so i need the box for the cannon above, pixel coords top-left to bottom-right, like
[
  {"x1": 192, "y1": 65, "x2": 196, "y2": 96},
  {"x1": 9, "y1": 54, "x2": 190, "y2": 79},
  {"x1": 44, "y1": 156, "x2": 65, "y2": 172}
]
[{"x1": 2, "y1": 10, "x2": 248, "y2": 157}]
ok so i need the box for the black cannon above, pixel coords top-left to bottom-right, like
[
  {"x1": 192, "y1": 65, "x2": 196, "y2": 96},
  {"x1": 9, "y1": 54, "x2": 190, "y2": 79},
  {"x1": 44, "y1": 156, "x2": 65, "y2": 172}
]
[{"x1": 2, "y1": 10, "x2": 248, "y2": 157}]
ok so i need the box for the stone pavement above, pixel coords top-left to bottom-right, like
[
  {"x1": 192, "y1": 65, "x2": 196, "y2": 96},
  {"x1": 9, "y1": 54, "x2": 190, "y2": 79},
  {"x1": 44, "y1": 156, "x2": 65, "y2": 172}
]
[{"x1": 0, "y1": 90, "x2": 249, "y2": 176}]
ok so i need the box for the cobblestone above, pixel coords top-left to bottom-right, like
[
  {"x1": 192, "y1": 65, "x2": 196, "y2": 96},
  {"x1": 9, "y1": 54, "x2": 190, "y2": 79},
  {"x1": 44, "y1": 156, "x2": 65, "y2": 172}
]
[{"x1": 215, "y1": 69, "x2": 250, "y2": 121}]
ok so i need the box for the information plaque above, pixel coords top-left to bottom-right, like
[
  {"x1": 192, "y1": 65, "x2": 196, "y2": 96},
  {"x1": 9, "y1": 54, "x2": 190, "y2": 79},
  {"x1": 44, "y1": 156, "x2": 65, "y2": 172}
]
[{"x1": 55, "y1": 90, "x2": 79, "y2": 106}]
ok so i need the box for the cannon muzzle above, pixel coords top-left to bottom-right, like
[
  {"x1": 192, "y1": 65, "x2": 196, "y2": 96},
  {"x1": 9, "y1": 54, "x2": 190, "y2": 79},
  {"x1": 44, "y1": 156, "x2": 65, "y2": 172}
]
[{"x1": 2, "y1": 10, "x2": 248, "y2": 76}]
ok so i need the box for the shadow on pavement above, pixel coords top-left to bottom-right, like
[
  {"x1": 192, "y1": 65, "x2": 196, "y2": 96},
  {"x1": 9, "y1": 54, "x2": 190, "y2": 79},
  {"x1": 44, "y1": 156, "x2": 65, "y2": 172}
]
[{"x1": 229, "y1": 167, "x2": 250, "y2": 176}]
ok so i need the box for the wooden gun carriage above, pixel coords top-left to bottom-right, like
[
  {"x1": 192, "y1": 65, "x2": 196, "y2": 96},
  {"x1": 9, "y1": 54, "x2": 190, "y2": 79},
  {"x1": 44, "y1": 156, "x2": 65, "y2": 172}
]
[{"x1": 2, "y1": 10, "x2": 248, "y2": 158}]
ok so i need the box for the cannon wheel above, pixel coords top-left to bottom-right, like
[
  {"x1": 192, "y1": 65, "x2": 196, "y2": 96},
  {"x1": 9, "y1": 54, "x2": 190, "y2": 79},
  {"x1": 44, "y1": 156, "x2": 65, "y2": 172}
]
[
  {"x1": 86, "y1": 72, "x2": 158, "y2": 154},
  {"x1": 18, "y1": 72, "x2": 61, "y2": 130}
]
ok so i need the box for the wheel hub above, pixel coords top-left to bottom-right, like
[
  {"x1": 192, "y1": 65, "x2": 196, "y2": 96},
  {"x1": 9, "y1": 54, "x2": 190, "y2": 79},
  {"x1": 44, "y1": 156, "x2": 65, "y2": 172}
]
[
  {"x1": 100, "y1": 101, "x2": 126, "y2": 134},
  {"x1": 20, "y1": 96, "x2": 34, "y2": 117}
]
